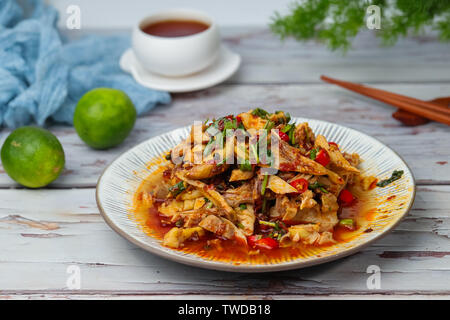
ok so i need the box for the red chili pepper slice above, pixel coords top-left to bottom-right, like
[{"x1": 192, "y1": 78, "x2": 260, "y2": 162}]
[
  {"x1": 328, "y1": 142, "x2": 338, "y2": 148},
  {"x1": 247, "y1": 235, "x2": 259, "y2": 247},
  {"x1": 339, "y1": 189, "x2": 355, "y2": 206},
  {"x1": 247, "y1": 236, "x2": 279, "y2": 250},
  {"x1": 217, "y1": 119, "x2": 225, "y2": 131},
  {"x1": 255, "y1": 237, "x2": 279, "y2": 250},
  {"x1": 278, "y1": 131, "x2": 290, "y2": 142},
  {"x1": 290, "y1": 178, "x2": 308, "y2": 193},
  {"x1": 315, "y1": 149, "x2": 330, "y2": 167}
]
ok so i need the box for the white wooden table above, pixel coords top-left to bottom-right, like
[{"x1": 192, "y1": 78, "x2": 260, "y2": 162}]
[{"x1": 1, "y1": 27, "x2": 449, "y2": 299}]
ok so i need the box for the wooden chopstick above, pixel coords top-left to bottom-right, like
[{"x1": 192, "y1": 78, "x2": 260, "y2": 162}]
[
  {"x1": 321, "y1": 75, "x2": 450, "y2": 126},
  {"x1": 321, "y1": 76, "x2": 450, "y2": 116},
  {"x1": 357, "y1": 90, "x2": 450, "y2": 125}
]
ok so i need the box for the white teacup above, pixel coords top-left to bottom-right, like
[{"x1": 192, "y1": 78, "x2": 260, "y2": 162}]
[{"x1": 132, "y1": 9, "x2": 221, "y2": 77}]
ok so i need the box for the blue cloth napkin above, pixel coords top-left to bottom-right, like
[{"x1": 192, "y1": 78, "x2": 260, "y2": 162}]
[{"x1": 0, "y1": 0, "x2": 171, "y2": 128}]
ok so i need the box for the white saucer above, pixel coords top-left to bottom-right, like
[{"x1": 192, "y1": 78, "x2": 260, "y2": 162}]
[{"x1": 119, "y1": 46, "x2": 241, "y2": 93}]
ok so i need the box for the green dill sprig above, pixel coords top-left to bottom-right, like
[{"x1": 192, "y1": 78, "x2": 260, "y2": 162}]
[
  {"x1": 376, "y1": 170, "x2": 404, "y2": 187},
  {"x1": 270, "y1": 0, "x2": 450, "y2": 52}
]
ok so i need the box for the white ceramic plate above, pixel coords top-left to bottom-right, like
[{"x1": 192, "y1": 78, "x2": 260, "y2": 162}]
[
  {"x1": 119, "y1": 46, "x2": 241, "y2": 93},
  {"x1": 96, "y1": 118, "x2": 415, "y2": 272}
]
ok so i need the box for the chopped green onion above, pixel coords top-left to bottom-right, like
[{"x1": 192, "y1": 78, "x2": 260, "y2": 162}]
[
  {"x1": 268, "y1": 230, "x2": 284, "y2": 240},
  {"x1": 319, "y1": 186, "x2": 329, "y2": 193},
  {"x1": 376, "y1": 170, "x2": 404, "y2": 188},
  {"x1": 259, "y1": 220, "x2": 277, "y2": 228},
  {"x1": 250, "y1": 143, "x2": 259, "y2": 163},
  {"x1": 206, "y1": 202, "x2": 213, "y2": 209},
  {"x1": 224, "y1": 118, "x2": 237, "y2": 130},
  {"x1": 169, "y1": 181, "x2": 185, "y2": 197},
  {"x1": 285, "y1": 112, "x2": 291, "y2": 123},
  {"x1": 237, "y1": 222, "x2": 245, "y2": 229},
  {"x1": 310, "y1": 148, "x2": 318, "y2": 160},
  {"x1": 261, "y1": 174, "x2": 269, "y2": 195},
  {"x1": 251, "y1": 108, "x2": 269, "y2": 118},
  {"x1": 339, "y1": 219, "x2": 355, "y2": 228},
  {"x1": 281, "y1": 124, "x2": 293, "y2": 133},
  {"x1": 264, "y1": 120, "x2": 275, "y2": 131},
  {"x1": 175, "y1": 218, "x2": 184, "y2": 227},
  {"x1": 216, "y1": 158, "x2": 226, "y2": 166},
  {"x1": 261, "y1": 220, "x2": 285, "y2": 234},
  {"x1": 288, "y1": 125, "x2": 296, "y2": 145},
  {"x1": 261, "y1": 197, "x2": 267, "y2": 213},
  {"x1": 239, "y1": 159, "x2": 252, "y2": 171},
  {"x1": 308, "y1": 181, "x2": 324, "y2": 190},
  {"x1": 282, "y1": 123, "x2": 296, "y2": 145},
  {"x1": 290, "y1": 131, "x2": 296, "y2": 145},
  {"x1": 278, "y1": 222, "x2": 287, "y2": 233},
  {"x1": 203, "y1": 138, "x2": 215, "y2": 157},
  {"x1": 239, "y1": 204, "x2": 247, "y2": 210}
]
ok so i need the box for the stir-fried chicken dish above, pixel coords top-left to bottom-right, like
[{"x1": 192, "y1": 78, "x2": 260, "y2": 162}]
[{"x1": 135, "y1": 109, "x2": 392, "y2": 255}]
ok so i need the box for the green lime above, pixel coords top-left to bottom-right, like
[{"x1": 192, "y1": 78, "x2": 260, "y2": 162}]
[
  {"x1": 1, "y1": 127, "x2": 65, "y2": 188},
  {"x1": 74, "y1": 88, "x2": 136, "y2": 149}
]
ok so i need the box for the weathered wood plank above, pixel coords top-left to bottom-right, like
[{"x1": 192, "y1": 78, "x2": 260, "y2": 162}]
[
  {"x1": 1, "y1": 83, "x2": 448, "y2": 187},
  {"x1": 222, "y1": 28, "x2": 450, "y2": 84},
  {"x1": 67, "y1": 27, "x2": 450, "y2": 84},
  {"x1": 0, "y1": 186, "x2": 449, "y2": 294}
]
